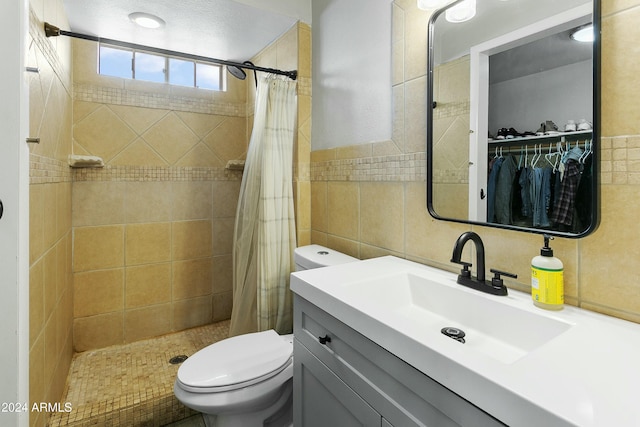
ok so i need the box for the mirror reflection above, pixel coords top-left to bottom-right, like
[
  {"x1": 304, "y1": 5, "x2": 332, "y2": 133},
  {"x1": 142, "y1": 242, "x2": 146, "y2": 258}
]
[{"x1": 427, "y1": 0, "x2": 599, "y2": 237}]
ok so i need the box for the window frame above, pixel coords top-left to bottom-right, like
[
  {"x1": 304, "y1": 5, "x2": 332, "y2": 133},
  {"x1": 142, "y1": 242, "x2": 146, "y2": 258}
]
[{"x1": 98, "y1": 43, "x2": 224, "y2": 91}]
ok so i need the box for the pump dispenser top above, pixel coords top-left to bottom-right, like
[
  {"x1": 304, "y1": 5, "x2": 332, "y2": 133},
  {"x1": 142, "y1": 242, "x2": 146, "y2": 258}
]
[
  {"x1": 540, "y1": 235, "x2": 553, "y2": 256},
  {"x1": 531, "y1": 234, "x2": 564, "y2": 310}
]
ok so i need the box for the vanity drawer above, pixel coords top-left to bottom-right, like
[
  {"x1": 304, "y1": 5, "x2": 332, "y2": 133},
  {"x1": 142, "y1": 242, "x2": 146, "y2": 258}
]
[{"x1": 294, "y1": 295, "x2": 505, "y2": 427}]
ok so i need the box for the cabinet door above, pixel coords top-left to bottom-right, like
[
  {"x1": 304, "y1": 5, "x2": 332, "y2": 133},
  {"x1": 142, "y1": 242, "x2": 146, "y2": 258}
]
[
  {"x1": 294, "y1": 296, "x2": 506, "y2": 427},
  {"x1": 294, "y1": 339, "x2": 381, "y2": 427}
]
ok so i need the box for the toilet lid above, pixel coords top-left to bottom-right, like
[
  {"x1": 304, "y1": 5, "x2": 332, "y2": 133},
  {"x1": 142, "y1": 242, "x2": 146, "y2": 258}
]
[{"x1": 178, "y1": 330, "x2": 292, "y2": 389}]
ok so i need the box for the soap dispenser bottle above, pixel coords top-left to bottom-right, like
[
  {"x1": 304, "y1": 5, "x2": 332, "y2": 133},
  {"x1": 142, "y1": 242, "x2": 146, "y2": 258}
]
[{"x1": 531, "y1": 235, "x2": 564, "y2": 310}]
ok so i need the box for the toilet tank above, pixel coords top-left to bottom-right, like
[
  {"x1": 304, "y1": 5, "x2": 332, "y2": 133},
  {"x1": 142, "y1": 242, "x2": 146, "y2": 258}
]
[{"x1": 294, "y1": 245, "x2": 358, "y2": 271}]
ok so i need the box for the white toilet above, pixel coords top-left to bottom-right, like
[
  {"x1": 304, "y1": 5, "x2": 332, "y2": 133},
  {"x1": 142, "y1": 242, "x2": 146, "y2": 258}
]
[{"x1": 173, "y1": 245, "x2": 357, "y2": 427}]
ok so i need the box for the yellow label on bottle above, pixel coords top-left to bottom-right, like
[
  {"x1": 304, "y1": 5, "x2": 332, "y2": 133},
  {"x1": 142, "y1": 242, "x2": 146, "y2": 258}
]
[{"x1": 531, "y1": 266, "x2": 564, "y2": 306}]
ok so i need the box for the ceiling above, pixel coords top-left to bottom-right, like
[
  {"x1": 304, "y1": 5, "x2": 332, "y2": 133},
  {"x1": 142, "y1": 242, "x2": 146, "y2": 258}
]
[
  {"x1": 490, "y1": 27, "x2": 592, "y2": 84},
  {"x1": 62, "y1": 0, "x2": 311, "y2": 62}
]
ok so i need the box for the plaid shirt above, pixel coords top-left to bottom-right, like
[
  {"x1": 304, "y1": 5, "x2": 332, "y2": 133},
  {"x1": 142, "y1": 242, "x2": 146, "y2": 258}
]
[{"x1": 550, "y1": 160, "x2": 581, "y2": 226}]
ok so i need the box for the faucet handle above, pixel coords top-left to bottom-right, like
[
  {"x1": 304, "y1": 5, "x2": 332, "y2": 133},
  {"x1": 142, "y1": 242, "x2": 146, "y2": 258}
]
[
  {"x1": 489, "y1": 268, "x2": 517, "y2": 288},
  {"x1": 452, "y1": 260, "x2": 472, "y2": 278}
]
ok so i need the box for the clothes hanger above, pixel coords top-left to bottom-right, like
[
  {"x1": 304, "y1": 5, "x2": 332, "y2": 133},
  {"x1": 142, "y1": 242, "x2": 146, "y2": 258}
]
[
  {"x1": 532, "y1": 144, "x2": 541, "y2": 168},
  {"x1": 579, "y1": 139, "x2": 592, "y2": 163},
  {"x1": 545, "y1": 143, "x2": 555, "y2": 167},
  {"x1": 518, "y1": 146, "x2": 524, "y2": 169}
]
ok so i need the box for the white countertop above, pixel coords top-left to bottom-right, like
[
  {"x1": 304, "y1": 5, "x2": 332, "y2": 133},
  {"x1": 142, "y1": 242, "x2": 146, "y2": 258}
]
[{"x1": 290, "y1": 256, "x2": 640, "y2": 427}]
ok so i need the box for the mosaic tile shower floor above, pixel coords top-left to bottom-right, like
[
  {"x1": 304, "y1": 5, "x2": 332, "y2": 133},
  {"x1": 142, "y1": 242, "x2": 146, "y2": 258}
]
[{"x1": 49, "y1": 321, "x2": 230, "y2": 427}]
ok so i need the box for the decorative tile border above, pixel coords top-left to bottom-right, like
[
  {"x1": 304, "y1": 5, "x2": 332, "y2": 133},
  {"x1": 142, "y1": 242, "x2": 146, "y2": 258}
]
[
  {"x1": 297, "y1": 76, "x2": 312, "y2": 97},
  {"x1": 30, "y1": 155, "x2": 73, "y2": 184},
  {"x1": 600, "y1": 136, "x2": 640, "y2": 185},
  {"x1": 311, "y1": 135, "x2": 640, "y2": 185},
  {"x1": 433, "y1": 169, "x2": 469, "y2": 184},
  {"x1": 72, "y1": 165, "x2": 243, "y2": 182},
  {"x1": 311, "y1": 152, "x2": 427, "y2": 182},
  {"x1": 433, "y1": 100, "x2": 470, "y2": 120},
  {"x1": 73, "y1": 83, "x2": 248, "y2": 117},
  {"x1": 30, "y1": 155, "x2": 244, "y2": 184}
]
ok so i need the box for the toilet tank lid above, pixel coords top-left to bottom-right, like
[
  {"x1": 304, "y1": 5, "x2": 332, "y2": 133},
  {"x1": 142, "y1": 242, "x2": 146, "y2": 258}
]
[
  {"x1": 294, "y1": 245, "x2": 358, "y2": 270},
  {"x1": 177, "y1": 330, "x2": 292, "y2": 388}
]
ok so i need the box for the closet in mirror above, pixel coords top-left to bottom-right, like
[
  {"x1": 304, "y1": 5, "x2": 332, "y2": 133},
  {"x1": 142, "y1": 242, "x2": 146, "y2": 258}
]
[{"x1": 427, "y1": 0, "x2": 600, "y2": 237}]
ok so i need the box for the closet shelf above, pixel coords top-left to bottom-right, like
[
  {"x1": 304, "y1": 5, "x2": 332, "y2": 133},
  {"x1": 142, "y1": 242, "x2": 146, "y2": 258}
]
[{"x1": 488, "y1": 130, "x2": 592, "y2": 146}]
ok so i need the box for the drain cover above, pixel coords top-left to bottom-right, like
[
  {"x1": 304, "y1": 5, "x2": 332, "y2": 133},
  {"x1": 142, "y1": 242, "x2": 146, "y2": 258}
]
[
  {"x1": 441, "y1": 327, "x2": 466, "y2": 343},
  {"x1": 169, "y1": 355, "x2": 189, "y2": 364}
]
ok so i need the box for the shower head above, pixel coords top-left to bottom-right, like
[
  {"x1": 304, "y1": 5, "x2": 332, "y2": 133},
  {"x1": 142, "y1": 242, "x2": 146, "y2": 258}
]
[
  {"x1": 227, "y1": 61, "x2": 259, "y2": 86},
  {"x1": 227, "y1": 65, "x2": 247, "y2": 80}
]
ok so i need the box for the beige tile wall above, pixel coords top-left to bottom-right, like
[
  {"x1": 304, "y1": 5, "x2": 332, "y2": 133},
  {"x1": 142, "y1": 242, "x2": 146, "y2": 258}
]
[
  {"x1": 71, "y1": 179, "x2": 240, "y2": 350},
  {"x1": 28, "y1": 3, "x2": 74, "y2": 427},
  {"x1": 70, "y1": 35, "x2": 245, "y2": 351},
  {"x1": 71, "y1": 23, "x2": 307, "y2": 351},
  {"x1": 311, "y1": 0, "x2": 640, "y2": 325}
]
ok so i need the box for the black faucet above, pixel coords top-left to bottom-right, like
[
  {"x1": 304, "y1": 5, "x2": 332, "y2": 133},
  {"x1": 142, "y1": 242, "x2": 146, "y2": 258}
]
[{"x1": 450, "y1": 231, "x2": 515, "y2": 296}]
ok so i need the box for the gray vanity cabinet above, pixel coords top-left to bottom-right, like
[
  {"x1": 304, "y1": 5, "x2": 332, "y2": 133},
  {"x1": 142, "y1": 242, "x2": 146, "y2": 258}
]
[
  {"x1": 293, "y1": 295, "x2": 505, "y2": 427},
  {"x1": 294, "y1": 341, "x2": 381, "y2": 425}
]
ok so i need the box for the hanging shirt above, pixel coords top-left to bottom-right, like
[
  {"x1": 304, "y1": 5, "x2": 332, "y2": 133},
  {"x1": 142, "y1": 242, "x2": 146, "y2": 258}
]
[
  {"x1": 519, "y1": 166, "x2": 531, "y2": 219},
  {"x1": 574, "y1": 155, "x2": 593, "y2": 233},
  {"x1": 532, "y1": 167, "x2": 552, "y2": 228},
  {"x1": 550, "y1": 159, "x2": 581, "y2": 227},
  {"x1": 494, "y1": 155, "x2": 517, "y2": 225},
  {"x1": 487, "y1": 157, "x2": 504, "y2": 223}
]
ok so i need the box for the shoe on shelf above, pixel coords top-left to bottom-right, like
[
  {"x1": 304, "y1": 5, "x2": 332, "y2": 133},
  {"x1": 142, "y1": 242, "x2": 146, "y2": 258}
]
[
  {"x1": 496, "y1": 128, "x2": 508, "y2": 139},
  {"x1": 544, "y1": 120, "x2": 560, "y2": 135},
  {"x1": 564, "y1": 120, "x2": 577, "y2": 132},
  {"x1": 577, "y1": 119, "x2": 593, "y2": 131},
  {"x1": 506, "y1": 127, "x2": 521, "y2": 138},
  {"x1": 536, "y1": 123, "x2": 546, "y2": 136}
]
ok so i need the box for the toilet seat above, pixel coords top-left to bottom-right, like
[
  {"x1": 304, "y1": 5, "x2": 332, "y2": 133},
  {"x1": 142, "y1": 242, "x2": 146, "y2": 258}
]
[{"x1": 177, "y1": 330, "x2": 293, "y2": 394}]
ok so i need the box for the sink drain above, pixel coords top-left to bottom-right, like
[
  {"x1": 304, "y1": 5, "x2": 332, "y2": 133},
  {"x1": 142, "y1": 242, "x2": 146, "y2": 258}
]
[
  {"x1": 441, "y1": 327, "x2": 466, "y2": 343},
  {"x1": 169, "y1": 355, "x2": 189, "y2": 364}
]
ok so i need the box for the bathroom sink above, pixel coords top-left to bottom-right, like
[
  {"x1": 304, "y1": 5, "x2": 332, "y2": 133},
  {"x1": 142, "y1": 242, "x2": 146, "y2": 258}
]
[
  {"x1": 340, "y1": 270, "x2": 572, "y2": 364},
  {"x1": 292, "y1": 255, "x2": 640, "y2": 426}
]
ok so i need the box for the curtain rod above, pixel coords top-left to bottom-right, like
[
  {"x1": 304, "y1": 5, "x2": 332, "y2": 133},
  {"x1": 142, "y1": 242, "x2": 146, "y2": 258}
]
[{"x1": 44, "y1": 22, "x2": 298, "y2": 81}]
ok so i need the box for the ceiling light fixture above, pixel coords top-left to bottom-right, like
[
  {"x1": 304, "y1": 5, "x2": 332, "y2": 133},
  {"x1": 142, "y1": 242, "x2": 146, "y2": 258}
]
[
  {"x1": 417, "y1": 0, "x2": 450, "y2": 10},
  {"x1": 129, "y1": 12, "x2": 165, "y2": 29},
  {"x1": 445, "y1": 0, "x2": 476, "y2": 23},
  {"x1": 571, "y1": 25, "x2": 594, "y2": 43}
]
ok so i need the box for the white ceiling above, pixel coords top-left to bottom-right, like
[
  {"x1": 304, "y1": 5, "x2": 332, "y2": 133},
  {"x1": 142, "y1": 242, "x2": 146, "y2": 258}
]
[{"x1": 62, "y1": 0, "x2": 311, "y2": 62}]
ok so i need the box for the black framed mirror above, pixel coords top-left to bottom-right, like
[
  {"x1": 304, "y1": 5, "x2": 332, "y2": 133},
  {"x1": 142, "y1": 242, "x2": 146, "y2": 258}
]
[{"x1": 427, "y1": 0, "x2": 600, "y2": 238}]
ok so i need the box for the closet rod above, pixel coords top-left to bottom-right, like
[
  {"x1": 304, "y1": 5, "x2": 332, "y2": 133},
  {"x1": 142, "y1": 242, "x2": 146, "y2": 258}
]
[
  {"x1": 487, "y1": 141, "x2": 583, "y2": 157},
  {"x1": 44, "y1": 22, "x2": 298, "y2": 81}
]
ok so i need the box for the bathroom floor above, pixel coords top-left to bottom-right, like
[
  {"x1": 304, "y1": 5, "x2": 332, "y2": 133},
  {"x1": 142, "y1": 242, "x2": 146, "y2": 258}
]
[{"x1": 48, "y1": 320, "x2": 230, "y2": 427}]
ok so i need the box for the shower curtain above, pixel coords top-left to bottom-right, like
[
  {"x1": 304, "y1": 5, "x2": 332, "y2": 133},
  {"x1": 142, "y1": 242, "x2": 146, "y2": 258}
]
[{"x1": 229, "y1": 75, "x2": 297, "y2": 337}]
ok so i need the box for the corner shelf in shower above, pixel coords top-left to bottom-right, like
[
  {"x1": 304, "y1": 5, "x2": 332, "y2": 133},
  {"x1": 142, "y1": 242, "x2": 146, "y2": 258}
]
[{"x1": 68, "y1": 154, "x2": 104, "y2": 168}]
